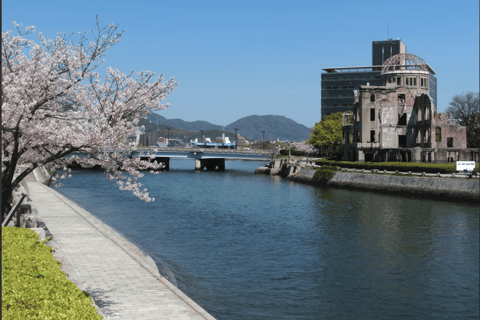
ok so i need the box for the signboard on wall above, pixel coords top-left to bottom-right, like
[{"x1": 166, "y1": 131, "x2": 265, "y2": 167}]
[{"x1": 456, "y1": 161, "x2": 476, "y2": 172}]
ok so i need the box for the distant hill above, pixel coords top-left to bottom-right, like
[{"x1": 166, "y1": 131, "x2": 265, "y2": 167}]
[
  {"x1": 147, "y1": 113, "x2": 223, "y2": 131},
  {"x1": 226, "y1": 115, "x2": 311, "y2": 141},
  {"x1": 138, "y1": 119, "x2": 236, "y2": 143},
  {"x1": 144, "y1": 113, "x2": 311, "y2": 142}
]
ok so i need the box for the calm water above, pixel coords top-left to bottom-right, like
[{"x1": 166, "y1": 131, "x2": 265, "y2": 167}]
[{"x1": 57, "y1": 160, "x2": 479, "y2": 320}]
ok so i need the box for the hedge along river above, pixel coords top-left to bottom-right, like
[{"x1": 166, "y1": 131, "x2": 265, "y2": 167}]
[{"x1": 56, "y1": 159, "x2": 479, "y2": 320}]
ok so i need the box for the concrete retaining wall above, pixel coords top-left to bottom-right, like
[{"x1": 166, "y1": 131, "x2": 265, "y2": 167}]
[{"x1": 287, "y1": 168, "x2": 479, "y2": 201}]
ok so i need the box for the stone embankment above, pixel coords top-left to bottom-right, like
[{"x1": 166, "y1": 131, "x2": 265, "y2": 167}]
[{"x1": 256, "y1": 159, "x2": 480, "y2": 201}]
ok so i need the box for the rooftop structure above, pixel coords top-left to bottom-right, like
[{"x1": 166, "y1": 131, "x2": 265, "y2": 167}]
[{"x1": 321, "y1": 40, "x2": 437, "y2": 119}]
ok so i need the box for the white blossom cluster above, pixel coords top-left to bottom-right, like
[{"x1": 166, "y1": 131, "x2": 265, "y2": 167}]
[
  {"x1": 289, "y1": 141, "x2": 314, "y2": 153},
  {"x1": 2, "y1": 18, "x2": 177, "y2": 207}
]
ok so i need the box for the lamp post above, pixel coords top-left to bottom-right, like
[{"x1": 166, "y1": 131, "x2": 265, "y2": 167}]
[
  {"x1": 200, "y1": 130, "x2": 204, "y2": 144},
  {"x1": 234, "y1": 128, "x2": 238, "y2": 149},
  {"x1": 262, "y1": 131, "x2": 266, "y2": 149},
  {"x1": 166, "y1": 127, "x2": 171, "y2": 146}
]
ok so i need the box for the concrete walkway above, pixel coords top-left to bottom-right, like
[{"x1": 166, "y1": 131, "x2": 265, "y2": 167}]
[{"x1": 26, "y1": 181, "x2": 216, "y2": 320}]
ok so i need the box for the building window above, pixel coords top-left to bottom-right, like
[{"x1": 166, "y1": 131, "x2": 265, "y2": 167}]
[
  {"x1": 370, "y1": 130, "x2": 375, "y2": 142},
  {"x1": 410, "y1": 78, "x2": 413, "y2": 86},
  {"x1": 436, "y1": 127, "x2": 442, "y2": 142},
  {"x1": 413, "y1": 78, "x2": 416, "y2": 86},
  {"x1": 398, "y1": 94, "x2": 405, "y2": 103},
  {"x1": 398, "y1": 135, "x2": 407, "y2": 148},
  {"x1": 370, "y1": 108, "x2": 375, "y2": 121},
  {"x1": 397, "y1": 77, "x2": 401, "y2": 85},
  {"x1": 398, "y1": 113, "x2": 407, "y2": 125},
  {"x1": 447, "y1": 137, "x2": 453, "y2": 147},
  {"x1": 370, "y1": 94, "x2": 375, "y2": 102}
]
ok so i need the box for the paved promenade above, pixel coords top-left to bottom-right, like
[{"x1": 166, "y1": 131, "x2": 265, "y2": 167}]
[{"x1": 26, "y1": 181, "x2": 216, "y2": 320}]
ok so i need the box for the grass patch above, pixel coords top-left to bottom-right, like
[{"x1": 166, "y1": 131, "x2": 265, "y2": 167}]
[
  {"x1": 2, "y1": 227, "x2": 102, "y2": 320},
  {"x1": 315, "y1": 159, "x2": 480, "y2": 174}
]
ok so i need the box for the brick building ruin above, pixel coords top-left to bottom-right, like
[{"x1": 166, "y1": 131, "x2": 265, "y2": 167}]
[{"x1": 342, "y1": 53, "x2": 478, "y2": 163}]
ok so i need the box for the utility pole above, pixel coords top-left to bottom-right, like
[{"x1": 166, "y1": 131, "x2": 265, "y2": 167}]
[
  {"x1": 166, "y1": 127, "x2": 171, "y2": 147},
  {"x1": 234, "y1": 128, "x2": 238, "y2": 149},
  {"x1": 200, "y1": 130, "x2": 204, "y2": 143}
]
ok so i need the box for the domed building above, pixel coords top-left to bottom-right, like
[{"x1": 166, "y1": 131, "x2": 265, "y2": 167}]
[{"x1": 342, "y1": 53, "x2": 475, "y2": 163}]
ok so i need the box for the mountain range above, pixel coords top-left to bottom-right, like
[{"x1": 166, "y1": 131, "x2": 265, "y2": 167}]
[{"x1": 146, "y1": 113, "x2": 312, "y2": 142}]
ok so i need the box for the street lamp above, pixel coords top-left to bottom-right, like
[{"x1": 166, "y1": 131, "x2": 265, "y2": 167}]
[
  {"x1": 200, "y1": 130, "x2": 204, "y2": 144},
  {"x1": 234, "y1": 128, "x2": 238, "y2": 149},
  {"x1": 166, "y1": 127, "x2": 171, "y2": 146},
  {"x1": 262, "y1": 131, "x2": 266, "y2": 149}
]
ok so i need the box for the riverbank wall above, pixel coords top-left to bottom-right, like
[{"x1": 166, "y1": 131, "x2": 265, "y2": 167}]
[{"x1": 256, "y1": 161, "x2": 479, "y2": 201}]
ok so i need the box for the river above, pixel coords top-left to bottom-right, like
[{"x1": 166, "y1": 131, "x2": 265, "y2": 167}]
[{"x1": 56, "y1": 159, "x2": 479, "y2": 320}]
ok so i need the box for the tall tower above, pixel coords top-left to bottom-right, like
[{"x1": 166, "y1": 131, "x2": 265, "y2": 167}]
[{"x1": 372, "y1": 39, "x2": 406, "y2": 66}]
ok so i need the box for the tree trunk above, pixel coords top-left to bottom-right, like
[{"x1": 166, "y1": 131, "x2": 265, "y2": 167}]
[{"x1": 1, "y1": 161, "x2": 35, "y2": 218}]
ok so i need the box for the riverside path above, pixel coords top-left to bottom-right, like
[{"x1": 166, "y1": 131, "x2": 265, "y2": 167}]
[{"x1": 26, "y1": 181, "x2": 216, "y2": 320}]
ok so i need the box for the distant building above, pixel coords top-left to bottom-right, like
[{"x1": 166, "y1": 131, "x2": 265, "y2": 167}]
[
  {"x1": 342, "y1": 53, "x2": 477, "y2": 163},
  {"x1": 321, "y1": 39, "x2": 437, "y2": 119},
  {"x1": 215, "y1": 134, "x2": 232, "y2": 144},
  {"x1": 236, "y1": 134, "x2": 246, "y2": 147}
]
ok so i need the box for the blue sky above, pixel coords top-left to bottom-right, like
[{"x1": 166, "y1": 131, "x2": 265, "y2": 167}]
[{"x1": 3, "y1": 0, "x2": 479, "y2": 129}]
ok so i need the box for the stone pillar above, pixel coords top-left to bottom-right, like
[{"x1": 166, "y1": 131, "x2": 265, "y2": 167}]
[
  {"x1": 357, "y1": 150, "x2": 365, "y2": 162},
  {"x1": 411, "y1": 147, "x2": 421, "y2": 163},
  {"x1": 195, "y1": 159, "x2": 202, "y2": 171}
]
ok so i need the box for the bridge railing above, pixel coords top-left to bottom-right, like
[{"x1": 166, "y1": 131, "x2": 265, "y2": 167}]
[{"x1": 132, "y1": 147, "x2": 274, "y2": 155}]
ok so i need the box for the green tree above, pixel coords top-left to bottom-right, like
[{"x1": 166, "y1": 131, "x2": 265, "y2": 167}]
[
  {"x1": 308, "y1": 112, "x2": 344, "y2": 159},
  {"x1": 446, "y1": 92, "x2": 479, "y2": 148}
]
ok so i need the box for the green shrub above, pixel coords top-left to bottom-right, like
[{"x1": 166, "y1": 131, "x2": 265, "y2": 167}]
[
  {"x1": 313, "y1": 165, "x2": 337, "y2": 183},
  {"x1": 314, "y1": 160, "x2": 480, "y2": 174},
  {"x1": 2, "y1": 227, "x2": 102, "y2": 319}
]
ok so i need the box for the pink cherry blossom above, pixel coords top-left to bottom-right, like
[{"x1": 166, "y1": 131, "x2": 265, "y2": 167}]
[{"x1": 2, "y1": 17, "x2": 177, "y2": 214}]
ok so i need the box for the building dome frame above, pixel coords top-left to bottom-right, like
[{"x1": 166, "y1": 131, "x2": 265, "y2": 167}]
[{"x1": 381, "y1": 53, "x2": 429, "y2": 75}]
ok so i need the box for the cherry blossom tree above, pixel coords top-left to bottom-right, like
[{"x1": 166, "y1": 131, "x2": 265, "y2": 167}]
[
  {"x1": 289, "y1": 141, "x2": 314, "y2": 154},
  {"x1": 1, "y1": 18, "x2": 177, "y2": 216}
]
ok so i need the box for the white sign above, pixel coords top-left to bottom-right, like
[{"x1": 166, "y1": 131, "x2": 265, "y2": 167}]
[{"x1": 456, "y1": 161, "x2": 476, "y2": 172}]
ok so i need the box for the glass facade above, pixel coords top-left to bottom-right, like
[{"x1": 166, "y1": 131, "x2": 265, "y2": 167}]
[{"x1": 321, "y1": 70, "x2": 382, "y2": 118}]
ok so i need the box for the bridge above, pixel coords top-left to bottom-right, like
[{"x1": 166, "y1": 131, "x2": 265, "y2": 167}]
[{"x1": 131, "y1": 147, "x2": 275, "y2": 171}]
